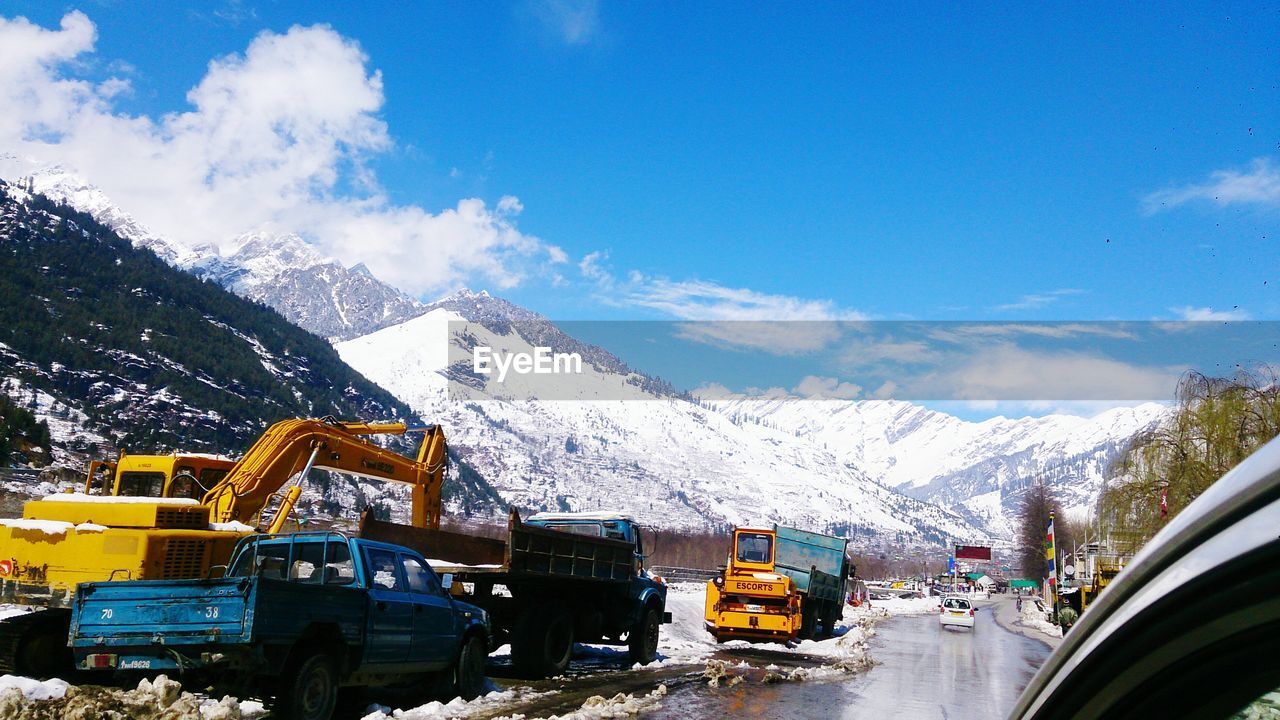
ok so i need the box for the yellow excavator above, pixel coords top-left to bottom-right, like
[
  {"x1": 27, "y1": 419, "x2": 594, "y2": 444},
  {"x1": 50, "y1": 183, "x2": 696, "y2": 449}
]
[
  {"x1": 84, "y1": 451, "x2": 236, "y2": 500},
  {"x1": 0, "y1": 417, "x2": 447, "y2": 674}
]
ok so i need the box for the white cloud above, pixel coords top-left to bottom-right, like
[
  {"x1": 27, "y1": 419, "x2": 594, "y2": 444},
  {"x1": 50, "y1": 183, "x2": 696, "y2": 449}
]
[
  {"x1": 1170, "y1": 306, "x2": 1250, "y2": 321},
  {"x1": 920, "y1": 345, "x2": 1181, "y2": 401},
  {"x1": 793, "y1": 375, "x2": 862, "y2": 399},
  {"x1": 578, "y1": 250, "x2": 612, "y2": 284},
  {"x1": 0, "y1": 12, "x2": 550, "y2": 297},
  {"x1": 925, "y1": 323, "x2": 1138, "y2": 342},
  {"x1": 546, "y1": 244, "x2": 568, "y2": 264},
  {"x1": 994, "y1": 288, "x2": 1084, "y2": 312},
  {"x1": 1143, "y1": 158, "x2": 1280, "y2": 213},
  {"x1": 620, "y1": 278, "x2": 866, "y2": 354},
  {"x1": 528, "y1": 0, "x2": 600, "y2": 45},
  {"x1": 626, "y1": 278, "x2": 861, "y2": 322}
]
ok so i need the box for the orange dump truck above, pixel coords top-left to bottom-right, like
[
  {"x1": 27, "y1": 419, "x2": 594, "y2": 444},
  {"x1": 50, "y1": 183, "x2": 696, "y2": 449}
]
[{"x1": 704, "y1": 525, "x2": 853, "y2": 642}]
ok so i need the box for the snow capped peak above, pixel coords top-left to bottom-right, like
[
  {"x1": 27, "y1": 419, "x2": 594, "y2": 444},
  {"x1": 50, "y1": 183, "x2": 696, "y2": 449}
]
[
  {"x1": 226, "y1": 231, "x2": 329, "y2": 272},
  {"x1": 1, "y1": 162, "x2": 190, "y2": 265}
]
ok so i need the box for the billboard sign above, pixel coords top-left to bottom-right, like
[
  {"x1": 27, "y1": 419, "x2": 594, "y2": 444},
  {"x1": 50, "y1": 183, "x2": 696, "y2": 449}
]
[{"x1": 955, "y1": 544, "x2": 992, "y2": 561}]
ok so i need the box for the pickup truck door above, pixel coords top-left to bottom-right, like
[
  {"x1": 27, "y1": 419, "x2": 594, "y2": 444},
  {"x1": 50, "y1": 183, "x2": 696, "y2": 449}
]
[
  {"x1": 363, "y1": 547, "x2": 415, "y2": 665},
  {"x1": 401, "y1": 555, "x2": 456, "y2": 667}
]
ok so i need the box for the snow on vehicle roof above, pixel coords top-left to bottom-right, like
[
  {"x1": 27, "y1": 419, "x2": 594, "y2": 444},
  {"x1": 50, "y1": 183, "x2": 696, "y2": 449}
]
[
  {"x1": 527, "y1": 511, "x2": 636, "y2": 523},
  {"x1": 39, "y1": 493, "x2": 200, "y2": 506},
  {"x1": 0, "y1": 519, "x2": 75, "y2": 536},
  {"x1": 425, "y1": 559, "x2": 503, "y2": 571}
]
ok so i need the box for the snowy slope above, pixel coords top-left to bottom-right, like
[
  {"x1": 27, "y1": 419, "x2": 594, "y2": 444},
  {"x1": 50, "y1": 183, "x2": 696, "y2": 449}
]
[
  {"x1": 337, "y1": 302, "x2": 985, "y2": 545},
  {"x1": 710, "y1": 397, "x2": 1166, "y2": 535},
  {"x1": 338, "y1": 293, "x2": 1165, "y2": 542}
]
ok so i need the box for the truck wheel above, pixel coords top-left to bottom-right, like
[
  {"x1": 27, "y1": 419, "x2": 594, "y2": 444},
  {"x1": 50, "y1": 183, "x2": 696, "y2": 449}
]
[
  {"x1": 276, "y1": 651, "x2": 338, "y2": 720},
  {"x1": 16, "y1": 619, "x2": 72, "y2": 678},
  {"x1": 455, "y1": 635, "x2": 487, "y2": 700},
  {"x1": 627, "y1": 607, "x2": 660, "y2": 665},
  {"x1": 820, "y1": 606, "x2": 842, "y2": 638},
  {"x1": 798, "y1": 606, "x2": 817, "y2": 640},
  {"x1": 512, "y1": 607, "x2": 573, "y2": 678}
]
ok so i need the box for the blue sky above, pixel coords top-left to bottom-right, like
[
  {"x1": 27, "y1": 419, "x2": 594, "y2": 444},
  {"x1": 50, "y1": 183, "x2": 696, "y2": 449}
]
[{"x1": 1, "y1": 2, "x2": 1277, "y2": 413}]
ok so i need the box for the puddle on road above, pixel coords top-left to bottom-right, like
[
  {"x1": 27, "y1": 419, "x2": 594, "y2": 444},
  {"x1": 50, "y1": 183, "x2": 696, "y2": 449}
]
[{"x1": 474, "y1": 642, "x2": 862, "y2": 719}]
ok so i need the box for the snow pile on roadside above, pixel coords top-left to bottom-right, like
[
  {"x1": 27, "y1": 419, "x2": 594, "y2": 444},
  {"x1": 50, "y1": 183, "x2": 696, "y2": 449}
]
[
  {"x1": 792, "y1": 613, "x2": 875, "y2": 671},
  {"x1": 0, "y1": 674, "x2": 265, "y2": 719},
  {"x1": 362, "y1": 688, "x2": 546, "y2": 720},
  {"x1": 502, "y1": 685, "x2": 668, "y2": 720},
  {"x1": 862, "y1": 595, "x2": 940, "y2": 617},
  {"x1": 0, "y1": 675, "x2": 70, "y2": 701},
  {"x1": 1019, "y1": 600, "x2": 1062, "y2": 639}
]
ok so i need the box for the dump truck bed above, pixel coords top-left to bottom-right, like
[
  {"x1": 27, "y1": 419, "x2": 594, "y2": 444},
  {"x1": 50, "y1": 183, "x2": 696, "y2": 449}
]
[
  {"x1": 359, "y1": 511, "x2": 637, "y2": 584},
  {"x1": 773, "y1": 525, "x2": 850, "y2": 604},
  {"x1": 70, "y1": 575, "x2": 368, "y2": 669}
]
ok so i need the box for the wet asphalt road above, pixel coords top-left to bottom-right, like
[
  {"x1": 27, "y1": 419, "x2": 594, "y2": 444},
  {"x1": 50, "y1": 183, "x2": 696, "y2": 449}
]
[{"x1": 646, "y1": 600, "x2": 1052, "y2": 720}]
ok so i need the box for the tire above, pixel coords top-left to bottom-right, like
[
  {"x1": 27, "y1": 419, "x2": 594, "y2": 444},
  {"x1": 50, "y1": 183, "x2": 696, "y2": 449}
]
[
  {"x1": 16, "y1": 619, "x2": 72, "y2": 678},
  {"x1": 628, "y1": 607, "x2": 660, "y2": 665},
  {"x1": 512, "y1": 606, "x2": 574, "y2": 678},
  {"x1": 819, "y1": 603, "x2": 840, "y2": 639},
  {"x1": 798, "y1": 605, "x2": 817, "y2": 641},
  {"x1": 275, "y1": 650, "x2": 338, "y2": 720},
  {"x1": 455, "y1": 635, "x2": 487, "y2": 700}
]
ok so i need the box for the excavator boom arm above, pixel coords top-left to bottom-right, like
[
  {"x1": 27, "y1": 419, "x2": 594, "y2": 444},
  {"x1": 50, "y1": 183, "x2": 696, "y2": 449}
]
[{"x1": 202, "y1": 418, "x2": 447, "y2": 529}]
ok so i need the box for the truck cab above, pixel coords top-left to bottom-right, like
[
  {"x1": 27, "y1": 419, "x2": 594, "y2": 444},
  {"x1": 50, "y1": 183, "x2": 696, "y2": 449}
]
[
  {"x1": 525, "y1": 512, "x2": 641, "y2": 546},
  {"x1": 704, "y1": 527, "x2": 802, "y2": 642}
]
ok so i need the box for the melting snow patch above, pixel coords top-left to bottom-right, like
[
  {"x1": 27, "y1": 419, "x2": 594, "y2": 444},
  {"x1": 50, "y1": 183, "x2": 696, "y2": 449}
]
[
  {"x1": 40, "y1": 493, "x2": 200, "y2": 506},
  {"x1": 74, "y1": 523, "x2": 108, "y2": 533},
  {"x1": 512, "y1": 685, "x2": 668, "y2": 720},
  {"x1": 0, "y1": 519, "x2": 73, "y2": 536},
  {"x1": 209, "y1": 521, "x2": 256, "y2": 532},
  {"x1": 1019, "y1": 600, "x2": 1063, "y2": 639},
  {"x1": 0, "y1": 675, "x2": 70, "y2": 701},
  {"x1": 0, "y1": 673, "x2": 260, "y2": 719},
  {"x1": 361, "y1": 688, "x2": 543, "y2": 720}
]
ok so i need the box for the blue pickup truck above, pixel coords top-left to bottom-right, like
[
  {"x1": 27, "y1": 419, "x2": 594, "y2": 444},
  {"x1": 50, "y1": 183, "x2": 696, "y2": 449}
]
[{"x1": 69, "y1": 532, "x2": 491, "y2": 720}]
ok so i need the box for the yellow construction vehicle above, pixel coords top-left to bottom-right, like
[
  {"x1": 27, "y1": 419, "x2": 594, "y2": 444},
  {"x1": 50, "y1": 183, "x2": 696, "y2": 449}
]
[
  {"x1": 705, "y1": 524, "x2": 854, "y2": 642},
  {"x1": 84, "y1": 451, "x2": 236, "y2": 499},
  {"x1": 0, "y1": 417, "x2": 446, "y2": 675},
  {"x1": 704, "y1": 527, "x2": 803, "y2": 642}
]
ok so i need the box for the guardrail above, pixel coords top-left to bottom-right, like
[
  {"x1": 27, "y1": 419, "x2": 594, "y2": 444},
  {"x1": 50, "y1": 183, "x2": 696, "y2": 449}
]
[{"x1": 649, "y1": 565, "x2": 719, "y2": 583}]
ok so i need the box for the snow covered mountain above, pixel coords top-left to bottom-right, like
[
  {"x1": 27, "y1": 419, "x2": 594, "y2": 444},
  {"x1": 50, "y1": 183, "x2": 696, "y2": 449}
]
[
  {"x1": 709, "y1": 398, "x2": 1167, "y2": 537},
  {"x1": 334, "y1": 293, "x2": 992, "y2": 546},
  {"x1": 0, "y1": 163, "x2": 421, "y2": 341},
  {"x1": 186, "y1": 231, "x2": 424, "y2": 341},
  {"x1": 334, "y1": 292, "x2": 1167, "y2": 542}
]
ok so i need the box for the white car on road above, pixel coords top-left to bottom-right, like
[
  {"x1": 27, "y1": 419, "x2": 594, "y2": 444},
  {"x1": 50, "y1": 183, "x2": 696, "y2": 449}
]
[{"x1": 938, "y1": 596, "x2": 975, "y2": 629}]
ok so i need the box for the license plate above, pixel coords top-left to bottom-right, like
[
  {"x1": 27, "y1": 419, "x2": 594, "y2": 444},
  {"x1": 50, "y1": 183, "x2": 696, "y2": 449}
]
[
  {"x1": 746, "y1": 604, "x2": 763, "y2": 612},
  {"x1": 949, "y1": 611, "x2": 965, "y2": 615}
]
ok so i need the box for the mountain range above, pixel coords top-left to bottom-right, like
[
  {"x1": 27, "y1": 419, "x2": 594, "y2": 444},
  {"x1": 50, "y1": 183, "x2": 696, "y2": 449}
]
[{"x1": 0, "y1": 162, "x2": 1169, "y2": 547}]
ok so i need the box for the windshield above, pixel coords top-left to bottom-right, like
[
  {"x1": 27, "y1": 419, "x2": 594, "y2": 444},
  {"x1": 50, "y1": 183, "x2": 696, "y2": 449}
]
[
  {"x1": 736, "y1": 532, "x2": 773, "y2": 564},
  {"x1": 117, "y1": 471, "x2": 165, "y2": 497},
  {"x1": 229, "y1": 539, "x2": 354, "y2": 585}
]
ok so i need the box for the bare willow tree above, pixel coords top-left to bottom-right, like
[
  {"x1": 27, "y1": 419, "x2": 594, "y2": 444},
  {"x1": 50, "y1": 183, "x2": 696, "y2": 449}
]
[
  {"x1": 1099, "y1": 368, "x2": 1280, "y2": 554},
  {"x1": 1018, "y1": 481, "x2": 1074, "y2": 580}
]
